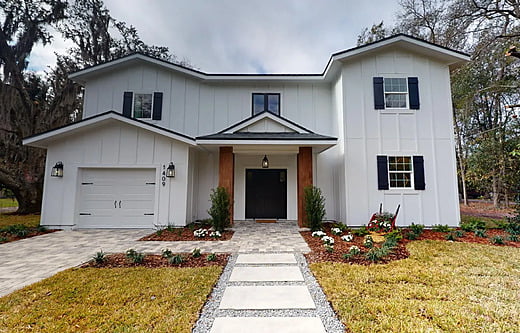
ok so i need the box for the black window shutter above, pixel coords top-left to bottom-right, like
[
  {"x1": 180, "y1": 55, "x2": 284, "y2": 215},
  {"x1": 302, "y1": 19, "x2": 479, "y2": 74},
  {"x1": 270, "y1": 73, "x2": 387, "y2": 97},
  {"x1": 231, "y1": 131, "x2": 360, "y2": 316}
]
[
  {"x1": 123, "y1": 92, "x2": 133, "y2": 117},
  {"x1": 408, "y1": 77, "x2": 420, "y2": 110},
  {"x1": 413, "y1": 156, "x2": 425, "y2": 190},
  {"x1": 152, "y1": 92, "x2": 163, "y2": 120},
  {"x1": 373, "y1": 77, "x2": 385, "y2": 109},
  {"x1": 377, "y1": 155, "x2": 389, "y2": 190}
]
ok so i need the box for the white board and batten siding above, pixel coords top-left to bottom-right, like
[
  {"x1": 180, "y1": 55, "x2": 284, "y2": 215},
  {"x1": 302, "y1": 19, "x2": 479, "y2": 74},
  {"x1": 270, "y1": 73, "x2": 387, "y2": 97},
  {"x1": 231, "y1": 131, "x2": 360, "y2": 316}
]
[
  {"x1": 338, "y1": 49, "x2": 460, "y2": 226},
  {"x1": 41, "y1": 120, "x2": 193, "y2": 229}
]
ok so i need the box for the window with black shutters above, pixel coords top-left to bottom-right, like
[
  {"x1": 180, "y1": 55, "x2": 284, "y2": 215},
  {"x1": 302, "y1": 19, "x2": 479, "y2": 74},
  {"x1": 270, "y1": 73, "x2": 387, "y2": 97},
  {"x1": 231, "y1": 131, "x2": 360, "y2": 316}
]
[{"x1": 373, "y1": 77, "x2": 420, "y2": 110}]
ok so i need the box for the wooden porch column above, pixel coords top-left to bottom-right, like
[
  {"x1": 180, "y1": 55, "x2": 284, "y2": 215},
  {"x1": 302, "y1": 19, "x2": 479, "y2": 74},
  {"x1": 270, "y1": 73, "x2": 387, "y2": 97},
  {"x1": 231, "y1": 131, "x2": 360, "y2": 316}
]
[
  {"x1": 219, "y1": 146, "x2": 234, "y2": 224},
  {"x1": 297, "y1": 147, "x2": 313, "y2": 227}
]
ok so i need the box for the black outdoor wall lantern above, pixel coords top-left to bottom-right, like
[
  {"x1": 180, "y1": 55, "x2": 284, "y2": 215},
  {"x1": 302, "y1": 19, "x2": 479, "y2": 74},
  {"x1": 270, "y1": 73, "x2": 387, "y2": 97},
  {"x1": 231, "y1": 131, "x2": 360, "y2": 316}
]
[
  {"x1": 262, "y1": 155, "x2": 269, "y2": 168},
  {"x1": 51, "y1": 161, "x2": 64, "y2": 177},
  {"x1": 166, "y1": 162, "x2": 175, "y2": 178}
]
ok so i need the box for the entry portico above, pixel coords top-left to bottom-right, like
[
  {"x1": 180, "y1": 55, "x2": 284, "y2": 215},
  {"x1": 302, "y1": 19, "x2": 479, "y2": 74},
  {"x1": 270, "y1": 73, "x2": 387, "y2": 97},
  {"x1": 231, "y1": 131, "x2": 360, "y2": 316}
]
[{"x1": 197, "y1": 111, "x2": 336, "y2": 226}]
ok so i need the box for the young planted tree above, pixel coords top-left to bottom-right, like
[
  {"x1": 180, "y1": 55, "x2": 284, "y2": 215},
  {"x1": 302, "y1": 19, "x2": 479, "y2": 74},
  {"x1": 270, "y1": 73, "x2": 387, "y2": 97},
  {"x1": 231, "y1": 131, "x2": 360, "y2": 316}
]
[
  {"x1": 208, "y1": 187, "x2": 231, "y2": 232},
  {"x1": 304, "y1": 186, "x2": 326, "y2": 231}
]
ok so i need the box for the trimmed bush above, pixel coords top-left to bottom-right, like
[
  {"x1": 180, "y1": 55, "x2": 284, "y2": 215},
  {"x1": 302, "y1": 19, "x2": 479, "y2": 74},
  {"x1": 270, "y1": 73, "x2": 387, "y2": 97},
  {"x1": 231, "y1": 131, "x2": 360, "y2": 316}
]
[
  {"x1": 303, "y1": 186, "x2": 326, "y2": 231},
  {"x1": 208, "y1": 187, "x2": 231, "y2": 232}
]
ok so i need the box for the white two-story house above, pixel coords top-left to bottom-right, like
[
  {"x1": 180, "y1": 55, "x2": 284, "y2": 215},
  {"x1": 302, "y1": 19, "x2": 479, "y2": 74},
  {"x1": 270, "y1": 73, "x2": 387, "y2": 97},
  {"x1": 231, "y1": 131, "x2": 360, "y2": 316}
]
[{"x1": 24, "y1": 34, "x2": 469, "y2": 229}]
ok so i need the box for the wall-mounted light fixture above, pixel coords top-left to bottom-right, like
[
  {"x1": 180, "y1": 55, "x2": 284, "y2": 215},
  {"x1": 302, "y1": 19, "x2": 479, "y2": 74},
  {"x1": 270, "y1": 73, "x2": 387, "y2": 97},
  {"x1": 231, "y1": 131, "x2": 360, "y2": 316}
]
[
  {"x1": 262, "y1": 155, "x2": 269, "y2": 168},
  {"x1": 51, "y1": 161, "x2": 64, "y2": 177},
  {"x1": 166, "y1": 162, "x2": 175, "y2": 178}
]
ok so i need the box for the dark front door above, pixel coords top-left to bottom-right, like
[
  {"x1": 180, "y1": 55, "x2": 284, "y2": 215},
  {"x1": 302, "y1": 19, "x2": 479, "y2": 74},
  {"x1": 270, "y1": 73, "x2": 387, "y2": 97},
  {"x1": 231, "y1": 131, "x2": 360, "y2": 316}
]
[{"x1": 246, "y1": 169, "x2": 287, "y2": 219}]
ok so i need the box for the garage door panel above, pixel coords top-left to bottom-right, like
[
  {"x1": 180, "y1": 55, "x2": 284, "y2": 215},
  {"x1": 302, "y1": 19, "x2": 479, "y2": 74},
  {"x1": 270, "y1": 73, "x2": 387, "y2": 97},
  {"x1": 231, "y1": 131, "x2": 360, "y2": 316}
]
[{"x1": 78, "y1": 168, "x2": 156, "y2": 228}]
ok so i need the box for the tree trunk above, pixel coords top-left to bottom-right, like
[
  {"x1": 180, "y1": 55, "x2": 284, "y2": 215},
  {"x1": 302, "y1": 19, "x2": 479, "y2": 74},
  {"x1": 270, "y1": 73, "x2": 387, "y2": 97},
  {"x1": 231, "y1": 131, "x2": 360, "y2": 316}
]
[
  {"x1": 492, "y1": 174, "x2": 500, "y2": 208},
  {"x1": 14, "y1": 183, "x2": 43, "y2": 214}
]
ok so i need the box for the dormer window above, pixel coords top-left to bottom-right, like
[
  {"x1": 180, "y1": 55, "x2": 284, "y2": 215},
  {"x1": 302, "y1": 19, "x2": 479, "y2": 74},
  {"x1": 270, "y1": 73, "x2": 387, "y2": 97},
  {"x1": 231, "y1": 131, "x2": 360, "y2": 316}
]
[
  {"x1": 252, "y1": 93, "x2": 280, "y2": 116},
  {"x1": 133, "y1": 93, "x2": 153, "y2": 119}
]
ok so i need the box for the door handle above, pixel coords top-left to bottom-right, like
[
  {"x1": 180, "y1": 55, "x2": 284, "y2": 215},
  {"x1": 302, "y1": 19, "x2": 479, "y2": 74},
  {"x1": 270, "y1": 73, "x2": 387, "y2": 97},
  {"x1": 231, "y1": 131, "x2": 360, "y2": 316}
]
[
  {"x1": 114, "y1": 200, "x2": 117, "y2": 208},
  {"x1": 119, "y1": 200, "x2": 121, "y2": 208}
]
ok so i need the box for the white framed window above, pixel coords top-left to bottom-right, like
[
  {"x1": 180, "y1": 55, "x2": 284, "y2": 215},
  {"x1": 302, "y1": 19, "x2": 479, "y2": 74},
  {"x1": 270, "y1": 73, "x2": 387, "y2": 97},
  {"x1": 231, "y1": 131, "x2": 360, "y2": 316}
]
[
  {"x1": 384, "y1": 78, "x2": 408, "y2": 109},
  {"x1": 388, "y1": 156, "x2": 413, "y2": 188},
  {"x1": 252, "y1": 93, "x2": 280, "y2": 116},
  {"x1": 133, "y1": 93, "x2": 153, "y2": 119}
]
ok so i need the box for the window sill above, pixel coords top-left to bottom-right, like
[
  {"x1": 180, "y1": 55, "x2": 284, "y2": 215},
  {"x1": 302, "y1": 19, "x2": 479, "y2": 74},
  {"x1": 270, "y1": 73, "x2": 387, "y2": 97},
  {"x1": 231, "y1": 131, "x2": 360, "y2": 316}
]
[
  {"x1": 382, "y1": 189, "x2": 420, "y2": 195},
  {"x1": 379, "y1": 109, "x2": 416, "y2": 114}
]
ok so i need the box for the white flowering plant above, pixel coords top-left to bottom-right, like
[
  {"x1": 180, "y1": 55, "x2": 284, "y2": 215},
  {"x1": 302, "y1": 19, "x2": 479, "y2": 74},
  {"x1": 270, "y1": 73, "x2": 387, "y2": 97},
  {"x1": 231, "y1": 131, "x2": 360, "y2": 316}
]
[
  {"x1": 348, "y1": 245, "x2": 360, "y2": 255},
  {"x1": 341, "y1": 233, "x2": 354, "y2": 242},
  {"x1": 363, "y1": 235, "x2": 374, "y2": 248},
  {"x1": 210, "y1": 230, "x2": 222, "y2": 238},
  {"x1": 193, "y1": 228, "x2": 208, "y2": 238},
  {"x1": 331, "y1": 227, "x2": 342, "y2": 236},
  {"x1": 312, "y1": 231, "x2": 326, "y2": 238},
  {"x1": 321, "y1": 235, "x2": 335, "y2": 245}
]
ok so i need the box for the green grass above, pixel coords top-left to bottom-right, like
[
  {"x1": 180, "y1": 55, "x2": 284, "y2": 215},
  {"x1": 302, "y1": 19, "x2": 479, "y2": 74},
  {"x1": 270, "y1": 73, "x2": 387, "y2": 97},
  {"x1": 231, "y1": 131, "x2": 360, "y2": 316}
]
[
  {"x1": 0, "y1": 198, "x2": 17, "y2": 208},
  {"x1": 311, "y1": 241, "x2": 520, "y2": 332},
  {"x1": 0, "y1": 266, "x2": 222, "y2": 332},
  {"x1": 460, "y1": 214, "x2": 506, "y2": 228},
  {"x1": 0, "y1": 214, "x2": 40, "y2": 229}
]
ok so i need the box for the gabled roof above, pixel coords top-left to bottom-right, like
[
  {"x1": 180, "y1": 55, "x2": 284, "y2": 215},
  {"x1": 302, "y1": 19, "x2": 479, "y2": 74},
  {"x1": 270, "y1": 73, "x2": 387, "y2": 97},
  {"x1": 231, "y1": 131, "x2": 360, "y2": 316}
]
[
  {"x1": 69, "y1": 34, "x2": 470, "y2": 84},
  {"x1": 217, "y1": 111, "x2": 314, "y2": 134},
  {"x1": 23, "y1": 111, "x2": 196, "y2": 148}
]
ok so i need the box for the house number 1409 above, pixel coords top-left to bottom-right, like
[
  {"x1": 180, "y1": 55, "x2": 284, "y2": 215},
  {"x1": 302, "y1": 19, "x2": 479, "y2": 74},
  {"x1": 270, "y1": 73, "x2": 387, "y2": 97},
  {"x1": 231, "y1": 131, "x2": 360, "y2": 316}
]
[{"x1": 162, "y1": 165, "x2": 166, "y2": 186}]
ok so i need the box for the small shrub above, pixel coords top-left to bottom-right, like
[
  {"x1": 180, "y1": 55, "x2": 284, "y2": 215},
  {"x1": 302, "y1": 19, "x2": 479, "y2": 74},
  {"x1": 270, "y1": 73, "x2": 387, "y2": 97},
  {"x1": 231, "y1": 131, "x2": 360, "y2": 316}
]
[
  {"x1": 208, "y1": 187, "x2": 231, "y2": 232},
  {"x1": 126, "y1": 249, "x2": 144, "y2": 264},
  {"x1": 166, "y1": 223, "x2": 175, "y2": 232},
  {"x1": 385, "y1": 229, "x2": 403, "y2": 242},
  {"x1": 93, "y1": 251, "x2": 106, "y2": 264},
  {"x1": 352, "y1": 226, "x2": 370, "y2": 237},
  {"x1": 409, "y1": 223, "x2": 425, "y2": 236},
  {"x1": 507, "y1": 234, "x2": 519, "y2": 242},
  {"x1": 365, "y1": 247, "x2": 388, "y2": 262},
  {"x1": 445, "y1": 232, "x2": 457, "y2": 241},
  {"x1": 382, "y1": 237, "x2": 398, "y2": 250},
  {"x1": 206, "y1": 253, "x2": 217, "y2": 262},
  {"x1": 192, "y1": 248, "x2": 202, "y2": 258},
  {"x1": 194, "y1": 228, "x2": 208, "y2": 238},
  {"x1": 324, "y1": 244, "x2": 334, "y2": 253},
  {"x1": 209, "y1": 230, "x2": 222, "y2": 238},
  {"x1": 363, "y1": 235, "x2": 374, "y2": 248},
  {"x1": 161, "y1": 248, "x2": 173, "y2": 258},
  {"x1": 125, "y1": 249, "x2": 145, "y2": 264},
  {"x1": 304, "y1": 186, "x2": 326, "y2": 231},
  {"x1": 168, "y1": 254, "x2": 184, "y2": 265},
  {"x1": 491, "y1": 235, "x2": 505, "y2": 245},
  {"x1": 474, "y1": 229, "x2": 487, "y2": 238},
  {"x1": 405, "y1": 231, "x2": 419, "y2": 240},
  {"x1": 311, "y1": 231, "x2": 326, "y2": 237},
  {"x1": 0, "y1": 237, "x2": 7, "y2": 243},
  {"x1": 36, "y1": 225, "x2": 47, "y2": 232},
  {"x1": 505, "y1": 219, "x2": 520, "y2": 235},
  {"x1": 334, "y1": 222, "x2": 349, "y2": 232},
  {"x1": 461, "y1": 217, "x2": 486, "y2": 232},
  {"x1": 432, "y1": 224, "x2": 451, "y2": 233},
  {"x1": 155, "y1": 229, "x2": 163, "y2": 236},
  {"x1": 455, "y1": 230, "x2": 465, "y2": 238}
]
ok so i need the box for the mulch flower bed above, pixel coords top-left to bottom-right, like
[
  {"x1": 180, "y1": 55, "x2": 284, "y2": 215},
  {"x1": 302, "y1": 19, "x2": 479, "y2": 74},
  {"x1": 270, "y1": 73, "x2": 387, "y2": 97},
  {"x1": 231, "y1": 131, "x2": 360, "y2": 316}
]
[
  {"x1": 81, "y1": 253, "x2": 229, "y2": 269},
  {"x1": 402, "y1": 228, "x2": 520, "y2": 248},
  {"x1": 302, "y1": 224, "x2": 410, "y2": 265},
  {"x1": 302, "y1": 223, "x2": 520, "y2": 265},
  {"x1": 0, "y1": 228, "x2": 57, "y2": 244},
  {"x1": 139, "y1": 228, "x2": 233, "y2": 241}
]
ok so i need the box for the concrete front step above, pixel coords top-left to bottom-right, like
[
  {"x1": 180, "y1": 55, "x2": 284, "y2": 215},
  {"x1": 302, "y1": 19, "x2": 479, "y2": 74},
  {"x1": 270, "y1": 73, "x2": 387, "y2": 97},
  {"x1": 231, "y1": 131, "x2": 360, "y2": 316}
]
[
  {"x1": 235, "y1": 253, "x2": 297, "y2": 264},
  {"x1": 229, "y1": 266, "x2": 304, "y2": 282},
  {"x1": 219, "y1": 285, "x2": 315, "y2": 309},
  {"x1": 210, "y1": 316, "x2": 326, "y2": 333}
]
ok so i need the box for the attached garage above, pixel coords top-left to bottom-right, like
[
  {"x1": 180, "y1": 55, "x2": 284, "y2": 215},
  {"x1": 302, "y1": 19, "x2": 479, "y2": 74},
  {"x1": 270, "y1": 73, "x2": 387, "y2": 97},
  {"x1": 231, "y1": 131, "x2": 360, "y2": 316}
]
[{"x1": 78, "y1": 168, "x2": 156, "y2": 228}]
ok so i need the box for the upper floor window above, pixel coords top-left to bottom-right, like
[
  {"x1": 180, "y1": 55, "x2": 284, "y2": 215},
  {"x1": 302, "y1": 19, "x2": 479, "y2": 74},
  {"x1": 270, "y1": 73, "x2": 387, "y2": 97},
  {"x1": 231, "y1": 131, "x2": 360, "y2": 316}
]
[
  {"x1": 377, "y1": 155, "x2": 425, "y2": 190},
  {"x1": 384, "y1": 78, "x2": 407, "y2": 108},
  {"x1": 252, "y1": 93, "x2": 280, "y2": 116},
  {"x1": 373, "y1": 77, "x2": 420, "y2": 110},
  {"x1": 122, "y1": 91, "x2": 163, "y2": 120},
  {"x1": 133, "y1": 93, "x2": 153, "y2": 119}
]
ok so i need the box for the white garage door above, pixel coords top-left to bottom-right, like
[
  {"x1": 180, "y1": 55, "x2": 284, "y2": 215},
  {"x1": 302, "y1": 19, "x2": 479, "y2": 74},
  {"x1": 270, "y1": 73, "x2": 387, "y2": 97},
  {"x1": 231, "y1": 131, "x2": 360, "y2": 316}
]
[{"x1": 78, "y1": 168, "x2": 156, "y2": 228}]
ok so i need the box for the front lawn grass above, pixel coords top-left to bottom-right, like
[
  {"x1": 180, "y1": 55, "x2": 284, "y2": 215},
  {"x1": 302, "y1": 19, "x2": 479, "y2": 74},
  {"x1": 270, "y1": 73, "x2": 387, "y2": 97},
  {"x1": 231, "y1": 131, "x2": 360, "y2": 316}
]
[
  {"x1": 0, "y1": 214, "x2": 40, "y2": 229},
  {"x1": 0, "y1": 266, "x2": 222, "y2": 332},
  {"x1": 0, "y1": 198, "x2": 17, "y2": 208},
  {"x1": 311, "y1": 241, "x2": 520, "y2": 332}
]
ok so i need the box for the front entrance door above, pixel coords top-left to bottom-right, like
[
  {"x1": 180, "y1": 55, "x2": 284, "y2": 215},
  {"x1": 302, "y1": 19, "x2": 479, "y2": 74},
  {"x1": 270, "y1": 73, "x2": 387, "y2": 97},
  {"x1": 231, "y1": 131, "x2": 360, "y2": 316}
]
[{"x1": 245, "y1": 169, "x2": 287, "y2": 219}]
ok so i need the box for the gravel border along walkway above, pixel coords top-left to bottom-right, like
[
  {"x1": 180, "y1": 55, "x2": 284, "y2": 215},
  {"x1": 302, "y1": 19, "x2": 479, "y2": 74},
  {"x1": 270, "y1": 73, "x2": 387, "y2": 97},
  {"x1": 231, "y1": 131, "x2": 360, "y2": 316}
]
[{"x1": 192, "y1": 252, "x2": 345, "y2": 333}]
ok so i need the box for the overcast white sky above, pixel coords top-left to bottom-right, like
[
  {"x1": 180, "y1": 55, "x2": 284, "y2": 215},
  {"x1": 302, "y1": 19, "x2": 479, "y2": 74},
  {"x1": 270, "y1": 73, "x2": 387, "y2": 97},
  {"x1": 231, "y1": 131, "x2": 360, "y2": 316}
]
[{"x1": 29, "y1": 0, "x2": 401, "y2": 74}]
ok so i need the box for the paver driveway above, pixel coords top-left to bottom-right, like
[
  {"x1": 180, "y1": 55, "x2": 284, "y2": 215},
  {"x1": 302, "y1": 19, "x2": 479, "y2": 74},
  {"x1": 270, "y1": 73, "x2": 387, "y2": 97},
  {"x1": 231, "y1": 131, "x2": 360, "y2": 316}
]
[{"x1": 0, "y1": 220, "x2": 309, "y2": 297}]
